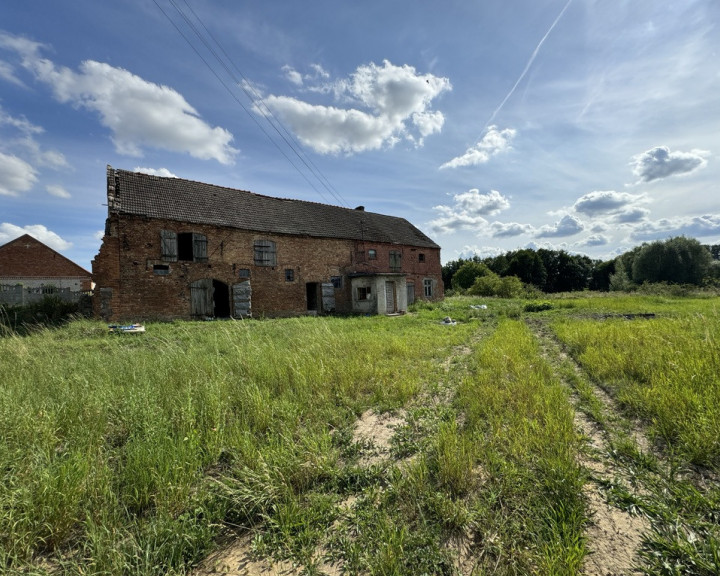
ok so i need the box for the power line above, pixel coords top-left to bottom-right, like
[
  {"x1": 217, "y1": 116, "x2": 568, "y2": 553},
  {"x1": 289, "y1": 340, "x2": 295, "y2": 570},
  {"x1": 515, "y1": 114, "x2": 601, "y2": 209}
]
[{"x1": 153, "y1": 0, "x2": 350, "y2": 208}]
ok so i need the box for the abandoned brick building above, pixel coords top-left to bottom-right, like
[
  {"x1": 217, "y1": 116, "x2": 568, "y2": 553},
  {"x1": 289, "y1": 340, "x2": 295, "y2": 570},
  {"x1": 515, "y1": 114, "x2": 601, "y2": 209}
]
[
  {"x1": 92, "y1": 166, "x2": 443, "y2": 321},
  {"x1": 0, "y1": 234, "x2": 91, "y2": 305}
]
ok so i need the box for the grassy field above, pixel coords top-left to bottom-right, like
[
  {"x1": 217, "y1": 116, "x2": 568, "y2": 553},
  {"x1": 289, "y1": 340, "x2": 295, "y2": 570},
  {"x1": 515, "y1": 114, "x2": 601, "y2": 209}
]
[{"x1": 1, "y1": 293, "x2": 718, "y2": 575}]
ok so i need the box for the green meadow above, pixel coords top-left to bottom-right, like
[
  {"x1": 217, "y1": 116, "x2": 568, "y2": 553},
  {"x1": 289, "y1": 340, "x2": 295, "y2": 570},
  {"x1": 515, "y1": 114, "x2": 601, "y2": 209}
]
[{"x1": 1, "y1": 294, "x2": 718, "y2": 575}]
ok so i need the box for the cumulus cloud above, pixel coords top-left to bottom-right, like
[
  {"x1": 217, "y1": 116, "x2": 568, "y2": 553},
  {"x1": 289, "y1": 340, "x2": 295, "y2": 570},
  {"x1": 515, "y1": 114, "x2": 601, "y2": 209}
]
[
  {"x1": 440, "y1": 125, "x2": 516, "y2": 169},
  {"x1": 0, "y1": 222, "x2": 72, "y2": 250},
  {"x1": 264, "y1": 60, "x2": 451, "y2": 154},
  {"x1": 490, "y1": 221, "x2": 532, "y2": 238},
  {"x1": 46, "y1": 184, "x2": 70, "y2": 198},
  {"x1": 629, "y1": 214, "x2": 720, "y2": 242},
  {"x1": 578, "y1": 234, "x2": 610, "y2": 247},
  {"x1": 573, "y1": 190, "x2": 646, "y2": 216},
  {"x1": 133, "y1": 167, "x2": 178, "y2": 178},
  {"x1": 0, "y1": 152, "x2": 37, "y2": 196},
  {"x1": 429, "y1": 189, "x2": 510, "y2": 234},
  {"x1": 535, "y1": 214, "x2": 584, "y2": 238},
  {"x1": 613, "y1": 207, "x2": 650, "y2": 223},
  {"x1": 2, "y1": 32, "x2": 238, "y2": 164},
  {"x1": 631, "y1": 145, "x2": 709, "y2": 183}
]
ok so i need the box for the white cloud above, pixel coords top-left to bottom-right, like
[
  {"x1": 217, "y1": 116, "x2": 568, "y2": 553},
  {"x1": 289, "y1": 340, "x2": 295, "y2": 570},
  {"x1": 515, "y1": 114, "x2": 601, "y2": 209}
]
[
  {"x1": 629, "y1": 214, "x2": 720, "y2": 242},
  {"x1": 490, "y1": 221, "x2": 532, "y2": 238},
  {"x1": 264, "y1": 60, "x2": 451, "y2": 154},
  {"x1": 133, "y1": 167, "x2": 178, "y2": 178},
  {"x1": 535, "y1": 214, "x2": 584, "y2": 238},
  {"x1": 0, "y1": 152, "x2": 37, "y2": 196},
  {"x1": 0, "y1": 223, "x2": 72, "y2": 251},
  {"x1": 429, "y1": 189, "x2": 511, "y2": 234},
  {"x1": 282, "y1": 65, "x2": 304, "y2": 86},
  {"x1": 578, "y1": 234, "x2": 610, "y2": 247},
  {"x1": 440, "y1": 125, "x2": 516, "y2": 169},
  {"x1": 46, "y1": 185, "x2": 70, "y2": 198},
  {"x1": 573, "y1": 190, "x2": 646, "y2": 216},
  {"x1": 0, "y1": 106, "x2": 69, "y2": 170},
  {"x1": 630, "y1": 146, "x2": 709, "y2": 184},
  {"x1": 2, "y1": 32, "x2": 238, "y2": 165}
]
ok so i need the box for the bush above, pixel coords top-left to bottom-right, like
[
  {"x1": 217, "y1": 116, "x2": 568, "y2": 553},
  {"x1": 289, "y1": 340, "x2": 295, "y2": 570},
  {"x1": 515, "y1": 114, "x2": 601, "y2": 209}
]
[
  {"x1": 524, "y1": 301, "x2": 553, "y2": 312},
  {"x1": 0, "y1": 295, "x2": 81, "y2": 334}
]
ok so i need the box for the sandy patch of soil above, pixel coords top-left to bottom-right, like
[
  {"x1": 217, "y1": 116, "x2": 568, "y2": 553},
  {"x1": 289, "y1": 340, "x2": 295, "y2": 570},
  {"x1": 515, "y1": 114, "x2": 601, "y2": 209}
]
[{"x1": 353, "y1": 409, "x2": 405, "y2": 465}]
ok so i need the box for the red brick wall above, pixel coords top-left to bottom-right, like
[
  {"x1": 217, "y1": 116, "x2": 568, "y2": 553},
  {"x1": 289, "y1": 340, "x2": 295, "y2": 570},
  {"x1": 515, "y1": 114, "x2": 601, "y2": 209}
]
[
  {"x1": 92, "y1": 214, "x2": 443, "y2": 321},
  {"x1": 0, "y1": 235, "x2": 91, "y2": 291}
]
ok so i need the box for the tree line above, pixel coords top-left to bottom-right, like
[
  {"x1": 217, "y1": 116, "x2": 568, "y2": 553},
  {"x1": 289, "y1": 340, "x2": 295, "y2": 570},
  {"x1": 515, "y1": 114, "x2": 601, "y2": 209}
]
[{"x1": 442, "y1": 236, "x2": 720, "y2": 296}]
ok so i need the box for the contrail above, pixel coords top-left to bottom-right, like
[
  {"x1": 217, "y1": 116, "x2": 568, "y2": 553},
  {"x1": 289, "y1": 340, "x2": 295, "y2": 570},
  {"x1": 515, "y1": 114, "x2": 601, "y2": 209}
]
[{"x1": 484, "y1": 0, "x2": 574, "y2": 130}]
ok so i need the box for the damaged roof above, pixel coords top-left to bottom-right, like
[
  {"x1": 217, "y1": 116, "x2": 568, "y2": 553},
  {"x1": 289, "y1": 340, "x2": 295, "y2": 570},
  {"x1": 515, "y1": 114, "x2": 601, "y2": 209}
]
[{"x1": 107, "y1": 166, "x2": 440, "y2": 249}]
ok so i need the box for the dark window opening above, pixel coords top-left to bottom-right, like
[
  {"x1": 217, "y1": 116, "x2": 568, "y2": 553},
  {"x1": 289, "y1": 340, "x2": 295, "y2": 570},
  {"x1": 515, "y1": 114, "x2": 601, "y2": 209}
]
[
  {"x1": 153, "y1": 264, "x2": 170, "y2": 275},
  {"x1": 357, "y1": 286, "x2": 372, "y2": 300},
  {"x1": 285, "y1": 269, "x2": 295, "y2": 282},
  {"x1": 418, "y1": 253, "x2": 425, "y2": 263},
  {"x1": 178, "y1": 232, "x2": 207, "y2": 262},
  {"x1": 368, "y1": 249, "x2": 377, "y2": 260},
  {"x1": 178, "y1": 233, "x2": 193, "y2": 261},
  {"x1": 331, "y1": 276, "x2": 342, "y2": 289}
]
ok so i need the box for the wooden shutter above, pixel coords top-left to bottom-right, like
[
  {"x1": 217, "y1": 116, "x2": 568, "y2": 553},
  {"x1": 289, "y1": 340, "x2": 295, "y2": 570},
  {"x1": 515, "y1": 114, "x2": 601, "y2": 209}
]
[
  {"x1": 193, "y1": 234, "x2": 208, "y2": 262},
  {"x1": 161, "y1": 230, "x2": 177, "y2": 261}
]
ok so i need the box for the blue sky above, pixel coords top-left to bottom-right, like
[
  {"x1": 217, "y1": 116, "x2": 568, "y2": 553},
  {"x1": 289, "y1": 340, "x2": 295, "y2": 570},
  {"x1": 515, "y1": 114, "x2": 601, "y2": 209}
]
[{"x1": 1, "y1": 0, "x2": 718, "y2": 271}]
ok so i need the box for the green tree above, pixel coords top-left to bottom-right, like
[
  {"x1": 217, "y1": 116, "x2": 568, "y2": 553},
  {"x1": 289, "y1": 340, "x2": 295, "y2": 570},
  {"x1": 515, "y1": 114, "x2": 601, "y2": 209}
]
[
  {"x1": 506, "y1": 249, "x2": 547, "y2": 289},
  {"x1": 631, "y1": 236, "x2": 711, "y2": 285},
  {"x1": 451, "y1": 261, "x2": 493, "y2": 291}
]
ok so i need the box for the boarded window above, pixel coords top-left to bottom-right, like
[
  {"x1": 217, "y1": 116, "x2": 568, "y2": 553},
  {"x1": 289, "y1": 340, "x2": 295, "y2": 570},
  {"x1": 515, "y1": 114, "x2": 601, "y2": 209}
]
[
  {"x1": 238, "y1": 268, "x2": 250, "y2": 278},
  {"x1": 389, "y1": 250, "x2": 402, "y2": 272},
  {"x1": 368, "y1": 249, "x2": 377, "y2": 260},
  {"x1": 254, "y1": 239, "x2": 277, "y2": 266},
  {"x1": 161, "y1": 230, "x2": 178, "y2": 261}
]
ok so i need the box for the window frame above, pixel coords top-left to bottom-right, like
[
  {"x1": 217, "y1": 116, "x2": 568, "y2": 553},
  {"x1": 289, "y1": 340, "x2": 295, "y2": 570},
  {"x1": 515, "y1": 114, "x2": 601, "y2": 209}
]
[
  {"x1": 423, "y1": 278, "x2": 433, "y2": 298},
  {"x1": 357, "y1": 286, "x2": 372, "y2": 301}
]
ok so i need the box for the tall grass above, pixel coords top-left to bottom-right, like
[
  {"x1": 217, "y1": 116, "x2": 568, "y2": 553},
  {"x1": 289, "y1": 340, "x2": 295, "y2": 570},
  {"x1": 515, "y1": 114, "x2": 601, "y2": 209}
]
[
  {"x1": 0, "y1": 314, "x2": 472, "y2": 574},
  {"x1": 552, "y1": 309, "x2": 720, "y2": 468},
  {"x1": 457, "y1": 319, "x2": 586, "y2": 575}
]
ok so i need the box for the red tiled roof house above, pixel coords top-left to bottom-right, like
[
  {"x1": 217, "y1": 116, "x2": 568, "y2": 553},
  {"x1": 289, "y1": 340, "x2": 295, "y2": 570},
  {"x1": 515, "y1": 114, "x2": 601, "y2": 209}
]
[{"x1": 0, "y1": 234, "x2": 91, "y2": 305}]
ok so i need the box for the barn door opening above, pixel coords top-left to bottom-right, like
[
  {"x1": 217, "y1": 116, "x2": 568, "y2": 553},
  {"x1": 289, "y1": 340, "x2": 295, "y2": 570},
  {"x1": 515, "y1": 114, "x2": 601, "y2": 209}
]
[
  {"x1": 306, "y1": 282, "x2": 319, "y2": 312},
  {"x1": 190, "y1": 278, "x2": 230, "y2": 318},
  {"x1": 213, "y1": 280, "x2": 230, "y2": 317}
]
